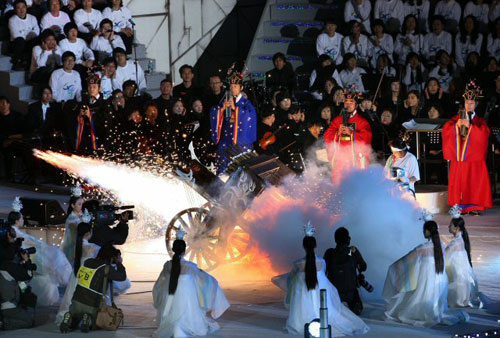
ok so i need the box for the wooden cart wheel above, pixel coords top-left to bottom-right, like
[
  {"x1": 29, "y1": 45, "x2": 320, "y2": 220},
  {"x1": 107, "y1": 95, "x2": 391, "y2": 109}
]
[{"x1": 166, "y1": 207, "x2": 221, "y2": 271}]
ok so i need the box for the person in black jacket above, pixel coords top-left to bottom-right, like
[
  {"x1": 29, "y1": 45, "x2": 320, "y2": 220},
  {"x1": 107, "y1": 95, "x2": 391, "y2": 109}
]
[
  {"x1": 265, "y1": 52, "x2": 296, "y2": 93},
  {"x1": 323, "y1": 227, "x2": 368, "y2": 315},
  {"x1": 60, "y1": 245, "x2": 126, "y2": 333}
]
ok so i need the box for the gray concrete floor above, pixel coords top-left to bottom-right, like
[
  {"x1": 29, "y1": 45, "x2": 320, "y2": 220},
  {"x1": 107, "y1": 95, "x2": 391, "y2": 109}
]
[{"x1": 1, "y1": 183, "x2": 499, "y2": 337}]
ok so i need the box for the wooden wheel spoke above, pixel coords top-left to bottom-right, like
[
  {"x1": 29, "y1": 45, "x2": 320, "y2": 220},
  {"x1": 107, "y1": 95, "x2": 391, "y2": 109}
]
[{"x1": 177, "y1": 216, "x2": 189, "y2": 230}]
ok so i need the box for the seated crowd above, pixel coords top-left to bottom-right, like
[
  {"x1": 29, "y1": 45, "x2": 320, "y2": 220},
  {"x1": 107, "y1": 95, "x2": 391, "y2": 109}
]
[{"x1": 0, "y1": 0, "x2": 499, "y2": 187}]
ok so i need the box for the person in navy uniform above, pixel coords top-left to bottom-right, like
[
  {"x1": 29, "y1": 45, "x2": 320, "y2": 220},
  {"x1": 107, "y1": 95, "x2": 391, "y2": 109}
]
[{"x1": 210, "y1": 66, "x2": 257, "y2": 174}]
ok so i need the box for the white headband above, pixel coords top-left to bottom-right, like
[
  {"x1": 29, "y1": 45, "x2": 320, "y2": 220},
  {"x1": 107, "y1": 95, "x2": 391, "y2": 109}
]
[{"x1": 391, "y1": 146, "x2": 408, "y2": 152}]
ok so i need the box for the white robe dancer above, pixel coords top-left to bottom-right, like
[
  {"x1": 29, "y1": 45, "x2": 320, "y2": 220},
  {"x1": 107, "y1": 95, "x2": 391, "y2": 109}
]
[
  {"x1": 61, "y1": 211, "x2": 82, "y2": 264},
  {"x1": 14, "y1": 227, "x2": 72, "y2": 307},
  {"x1": 272, "y1": 256, "x2": 369, "y2": 336},
  {"x1": 445, "y1": 232, "x2": 480, "y2": 308},
  {"x1": 153, "y1": 258, "x2": 230, "y2": 338},
  {"x1": 54, "y1": 239, "x2": 131, "y2": 324},
  {"x1": 383, "y1": 241, "x2": 469, "y2": 327}
]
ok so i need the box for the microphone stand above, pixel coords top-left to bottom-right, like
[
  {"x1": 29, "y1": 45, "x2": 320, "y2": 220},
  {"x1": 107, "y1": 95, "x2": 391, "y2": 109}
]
[{"x1": 129, "y1": 19, "x2": 139, "y2": 92}]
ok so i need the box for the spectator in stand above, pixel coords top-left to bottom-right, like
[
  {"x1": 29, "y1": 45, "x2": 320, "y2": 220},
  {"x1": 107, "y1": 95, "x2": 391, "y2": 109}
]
[
  {"x1": 455, "y1": 16, "x2": 483, "y2": 69},
  {"x1": 318, "y1": 102, "x2": 333, "y2": 132},
  {"x1": 372, "y1": 108, "x2": 399, "y2": 157},
  {"x1": 275, "y1": 91, "x2": 294, "y2": 124},
  {"x1": 8, "y1": 0, "x2": 40, "y2": 70},
  {"x1": 316, "y1": 19, "x2": 343, "y2": 66},
  {"x1": 342, "y1": 21, "x2": 370, "y2": 68},
  {"x1": 373, "y1": 0, "x2": 405, "y2": 35},
  {"x1": 428, "y1": 50, "x2": 456, "y2": 93},
  {"x1": 155, "y1": 78, "x2": 174, "y2": 123},
  {"x1": 90, "y1": 18, "x2": 126, "y2": 62},
  {"x1": 400, "y1": 90, "x2": 423, "y2": 123},
  {"x1": 173, "y1": 64, "x2": 202, "y2": 102},
  {"x1": 434, "y1": 0, "x2": 461, "y2": 34},
  {"x1": 113, "y1": 47, "x2": 146, "y2": 92},
  {"x1": 403, "y1": 0, "x2": 430, "y2": 33},
  {"x1": 339, "y1": 53, "x2": 366, "y2": 93},
  {"x1": 30, "y1": 28, "x2": 62, "y2": 85},
  {"x1": 49, "y1": 51, "x2": 82, "y2": 102},
  {"x1": 379, "y1": 79, "x2": 405, "y2": 119},
  {"x1": 265, "y1": 52, "x2": 296, "y2": 92},
  {"x1": 422, "y1": 77, "x2": 451, "y2": 117},
  {"x1": 487, "y1": 17, "x2": 500, "y2": 61},
  {"x1": 26, "y1": 86, "x2": 63, "y2": 151},
  {"x1": 203, "y1": 74, "x2": 224, "y2": 112},
  {"x1": 62, "y1": 0, "x2": 79, "y2": 19},
  {"x1": 490, "y1": 0, "x2": 500, "y2": 23},
  {"x1": 40, "y1": 0, "x2": 71, "y2": 39},
  {"x1": 373, "y1": 54, "x2": 397, "y2": 79},
  {"x1": 59, "y1": 22, "x2": 95, "y2": 83},
  {"x1": 344, "y1": 0, "x2": 372, "y2": 34},
  {"x1": 402, "y1": 52, "x2": 427, "y2": 92},
  {"x1": 73, "y1": 0, "x2": 103, "y2": 44},
  {"x1": 423, "y1": 16, "x2": 452, "y2": 64},
  {"x1": 369, "y1": 20, "x2": 394, "y2": 70},
  {"x1": 0, "y1": 96, "x2": 31, "y2": 182},
  {"x1": 462, "y1": 52, "x2": 482, "y2": 84},
  {"x1": 482, "y1": 57, "x2": 500, "y2": 90},
  {"x1": 464, "y1": 0, "x2": 489, "y2": 32},
  {"x1": 98, "y1": 57, "x2": 120, "y2": 99},
  {"x1": 310, "y1": 54, "x2": 342, "y2": 100},
  {"x1": 318, "y1": 78, "x2": 338, "y2": 105},
  {"x1": 102, "y1": 0, "x2": 134, "y2": 54},
  {"x1": 331, "y1": 86, "x2": 345, "y2": 117},
  {"x1": 395, "y1": 14, "x2": 424, "y2": 66}
]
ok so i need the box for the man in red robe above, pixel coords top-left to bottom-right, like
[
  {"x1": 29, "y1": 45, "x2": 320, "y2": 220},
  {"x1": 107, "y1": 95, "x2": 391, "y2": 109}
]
[
  {"x1": 324, "y1": 86, "x2": 372, "y2": 184},
  {"x1": 442, "y1": 81, "x2": 492, "y2": 214}
]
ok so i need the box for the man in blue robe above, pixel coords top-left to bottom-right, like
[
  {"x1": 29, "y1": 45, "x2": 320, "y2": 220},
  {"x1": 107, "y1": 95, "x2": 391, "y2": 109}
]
[{"x1": 210, "y1": 70, "x2": 257, "y2": 174}]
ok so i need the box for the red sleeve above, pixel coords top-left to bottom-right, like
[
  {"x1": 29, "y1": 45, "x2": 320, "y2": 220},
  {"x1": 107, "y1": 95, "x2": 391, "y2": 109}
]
[
  {"x1": 442, "y1": 116, "x2": 458, "y2": 161},
  {"x1": 324, "y1": 116, "x2": 342, "y2": 143},
  {"x1": 467, "y1": 117, "x2": 490, "y2": 161},
  {"x1": 354, "y1": 115, "x2": 372, "y2": 146}
]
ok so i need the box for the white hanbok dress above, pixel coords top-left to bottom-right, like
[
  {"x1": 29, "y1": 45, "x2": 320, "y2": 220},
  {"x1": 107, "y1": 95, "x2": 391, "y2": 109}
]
[
  {"x1": 383, "y1": 241, "x2": 469, "y2": 327},
  {"x1": 272, "y1": 256, "x2": 369, "y2": 336},
  {"x1": 61, "y1": 211, "x2": 82, "y2": 264},
  {"x1": 152, "y1": 258, "x2": 230, "y2": 338},
  {"x1": 55, "y1": 240, "x2": 132, "y2": 324},
  {"x1": 14, "y1": 227, "x2": 72, "y2": 307},
  {"x1": 445, "y1": 232, "x2": 479, "y2": 308}
]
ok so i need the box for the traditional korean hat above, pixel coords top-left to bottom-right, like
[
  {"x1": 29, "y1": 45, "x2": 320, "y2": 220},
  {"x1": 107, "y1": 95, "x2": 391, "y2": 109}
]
[
  {"x1": 226, "y1": 62, "x2": 246, "y2": 85},
  {"x1": 344, "y1": 84, "x2": 362, "y2": 102},
  {"x1": 462, "y1": 80, "x2": 481, "y2": 101},
  {"x1": 87, "y1": 72, "x2": 101, "y2": 86}
]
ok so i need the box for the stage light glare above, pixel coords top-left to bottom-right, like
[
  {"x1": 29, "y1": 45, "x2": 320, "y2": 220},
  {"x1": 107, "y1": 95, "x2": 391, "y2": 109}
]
[{"x1": 305, "y1": 319, "x2": 320, "y2": 338}]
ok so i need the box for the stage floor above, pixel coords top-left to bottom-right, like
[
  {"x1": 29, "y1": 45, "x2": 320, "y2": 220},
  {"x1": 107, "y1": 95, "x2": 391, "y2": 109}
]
[{"x1": 1, "y1": 183, "x2": 499, "y2": 337}]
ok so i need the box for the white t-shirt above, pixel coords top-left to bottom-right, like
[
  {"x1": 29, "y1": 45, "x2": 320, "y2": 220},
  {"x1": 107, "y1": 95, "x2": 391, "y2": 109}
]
[
  {"x1": 423, "y1": 31, "x2": 452, "y2": 61},
  {"x1": 8, "y1": 14, "x2": 39, "y2": 41},
  {"x1": 369, "y1": 33, "x2": 394, "y2": 68},
  {"x1": 344, "y1": 0, "x2": 372, "y2": 33},
  {"x1": 49, "y1": 68, "x2": 82, "y2": 102},
  {"x1": 90, "y1": 35, "x2": 126, "y2": 56},
  {"x1": 374, "y1": 0, "x2": 405, "y2": 24},
  {"x1": 454, "y1": 33, "x2": 483, "y2": 68},
  {"x1": 464, "y1": 1, "x2": 489, "y2": 25},
  {"x1": 59, "y1": 38, "x2": 95, "y2": 64},
  {"x1": 434, "y1": 0, "x2": 462, "y2": 23},
  {"x1": 73, "y1": 8, "x2": 103, "y2": 34},
  {"x1": 102, "y1": 6, "x2": 132, "y2": 32},
  {"x1": 342, "y1": 34, "x2": 370, "y2": 65},
  {"x1": 339, "y1": 67, "x2": 366, "y2": 93},
  {"x1": 487, "y1": 34, "x2": 500, "y2": 60},
  {"x1": 40, "y1": 11, "x2": 71, "y2": 34},
  {"x1": 385, "y1": 151, "x2": 420, "y2": 192},
  {"x1": 30, "y1": 45, "x2": 62, "y2": 73},
  {"x1": 403, "y1": 0, "x2": 430, "y2": 32},
  {"x1": 115, "y1": 60, "x2": 146, "y2": 91},
  {"x1": 316, "y1": 32, "x2": 344, "y2": 65},
  {"x1": 394, "y1": 32, "x2": 424, "y2": 65}
]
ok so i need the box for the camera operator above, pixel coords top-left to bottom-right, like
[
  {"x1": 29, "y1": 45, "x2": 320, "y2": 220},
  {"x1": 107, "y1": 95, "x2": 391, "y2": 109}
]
[
  {"x1": 0, "y1": 226, "x2": 37, "y2": 330},
  {"x1": 323, "y1": 227, "x2": 371, "y2": 315},
  {"x1": 84, "y1": 200, "x2": 130, "y2": 247},
  {"x1": 60, "y1": 245, "x2": 126, "y2": 333}
]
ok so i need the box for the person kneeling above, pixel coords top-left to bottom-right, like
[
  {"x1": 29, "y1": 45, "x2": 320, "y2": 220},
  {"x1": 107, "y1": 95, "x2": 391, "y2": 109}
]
[
  {"x1": 152, "y1": 229, "x2": 230, "y2": 337},
  {"x1": 60, "y1": 245, "x2": 126, "y2": 333}
]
